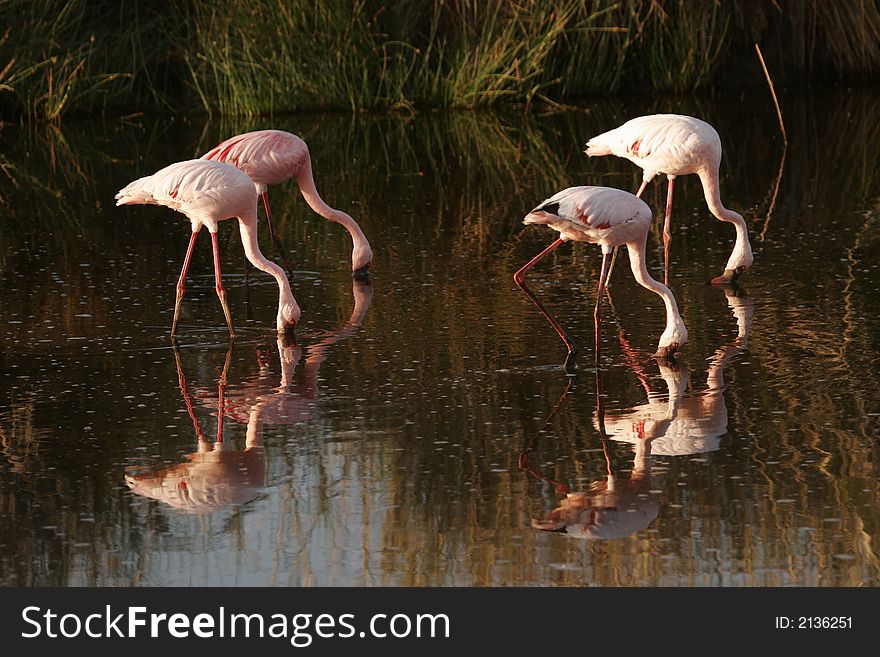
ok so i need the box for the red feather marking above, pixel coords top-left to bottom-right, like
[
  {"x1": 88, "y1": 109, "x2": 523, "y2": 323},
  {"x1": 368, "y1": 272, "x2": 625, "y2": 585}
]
[
  {"x1": 169, "y1": 189, "x2": 178, "y2": 199},
  {"x1": 634, "y1": 420, "x2": 646, "y2": 440},
  {"x1": 217, "y1": 139, "x2": 244, "y2": 165},
  {"x1": 629, "y1": 139, "x2": 642, "y2": 157}
]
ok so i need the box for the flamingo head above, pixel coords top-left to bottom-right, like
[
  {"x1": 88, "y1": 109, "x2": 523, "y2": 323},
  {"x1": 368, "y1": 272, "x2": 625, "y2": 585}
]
[
  {"x1": 714, "y1": 210, "x2": 753, "y2": 283},
  {"x1": 710, "y1": 263, "x2": 749, "y2": 286},
  {"x1": 351, "y1": 242, "x2": 373, "y2": 279},
  {"x1": 278, "y1": 297, "x2": 301, "y2": 338},
  {"x1": 654, "y1": 316, "x2": 688, "y2": 360}
]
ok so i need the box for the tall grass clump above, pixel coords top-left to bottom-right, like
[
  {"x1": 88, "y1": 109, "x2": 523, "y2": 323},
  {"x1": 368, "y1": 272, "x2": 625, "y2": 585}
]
[
  {"x1": 3, "y1": 0, "x2": 880, "y2": 119},
  {"x1": 0, "y1": 0, "x2": 181, "y2": 120},
  {"x1": 738, "y1": 0, "x2": 880, "y2": 83},
  {"x1": 187, "y1": 0, "x2": 880, "y2": 115},
  {"x1": 182, "y1": 1, "x2": 382, "y2": 116},
  {"x1": 635, "y1": 0, "x2": 729, "y2": 93},
  {"x1": 543, "y1": 2, "x2": 633, "y2": 98},
  {"x1": 180, "y1": 0, "x2": 620, "y2": 115}
]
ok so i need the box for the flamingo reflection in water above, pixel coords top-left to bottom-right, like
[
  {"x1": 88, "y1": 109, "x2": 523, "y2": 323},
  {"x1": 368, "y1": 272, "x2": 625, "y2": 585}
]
[
  {"x1": 522, "y1": 286, "x2": 751, "y2": 538},
  {"x1": 603, "y1": 285, "x2": 752, "y2": 457},
  {"x1": 520, "y1": 372, "x2": 659, "y2": 540},
  {"x1": 125, "y1": 280, "x2": 372, "y2": 514}
]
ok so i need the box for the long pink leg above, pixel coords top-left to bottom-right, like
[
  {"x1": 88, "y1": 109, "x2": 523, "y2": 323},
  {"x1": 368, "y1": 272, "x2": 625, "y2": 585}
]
[
  {"x1": 261, "y1": 192, "x2": 295, "y2": 280},
  {"x1": 604, "y1": 179, "x2": 651, "y2": 288},
  {"x1": 172, "y1": 229, "x2": 200, "y2": 336},
  {"x1": 593, "y1": 252, "x2": 610, "y2": 365},
  {"x1": 663, "y1": 176, "x2": 675, "y2": 285},
  {"x1": 210, "y1": 231, "x2": 235, "y2": 337},
  {"x1": 513, "y1": 238, "x2": 564, "y2": 286},
  {"x1": 514, "y1": 238, "x2": 578, "y2": 371}
]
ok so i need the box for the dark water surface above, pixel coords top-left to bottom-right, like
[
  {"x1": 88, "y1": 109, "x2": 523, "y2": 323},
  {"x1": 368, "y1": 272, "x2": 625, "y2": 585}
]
[{"x1": 2, "y1": 89, "x2": 879, "y2": 586}]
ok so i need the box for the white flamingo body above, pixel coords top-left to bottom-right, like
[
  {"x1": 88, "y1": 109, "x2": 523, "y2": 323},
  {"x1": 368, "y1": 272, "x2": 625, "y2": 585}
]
[
  {"x1": 115, "y1": 159, "x2": 300, "y2": 336},
  {"x1": 116, "y1": 159, "x2": 255, "y2": 231},
  {"x1": 524, "y1": 185, "x2": 653, "y2": 249},
  {"x1": 518, "y1": 186, "x2": 687, "y2": 359},
  {"x1": 203, "y1": 129, "x2": 309, "y2": 191},
  {"x1": 586, "y1": 114, "x2": 753, "y2": 279},
  {"x1": 586, "y1": 114, "x2": 717, "y2": 179},
  {"x1": 202, "y1": 129, "x2": 373, "y2": 275}
]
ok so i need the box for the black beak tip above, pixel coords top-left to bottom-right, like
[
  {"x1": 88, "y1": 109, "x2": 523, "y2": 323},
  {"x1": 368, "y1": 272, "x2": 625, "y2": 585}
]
[{"x1": 280, "y1": 323, "x2": 297, "y2": 346}]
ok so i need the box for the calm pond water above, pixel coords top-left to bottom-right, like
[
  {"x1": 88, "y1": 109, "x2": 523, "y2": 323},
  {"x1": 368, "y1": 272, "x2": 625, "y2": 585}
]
[{"x1": 1, "y1": 88, "x2": 879, "y2": 587}]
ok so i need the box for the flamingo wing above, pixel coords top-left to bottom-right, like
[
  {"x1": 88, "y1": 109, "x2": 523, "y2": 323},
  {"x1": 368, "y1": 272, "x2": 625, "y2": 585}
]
[
  {"x1": 587, "y1": 114, "x2": 717, "y2": 175},
  {"x1": 115, "y1": 160, "x2": 255, "y2": 224},
  {"x1": 533, "y1": 187, "x2": 645, "y2": 229},
  {"x1": 202, "y1": 130, "x2": 308, "y2": 187}
]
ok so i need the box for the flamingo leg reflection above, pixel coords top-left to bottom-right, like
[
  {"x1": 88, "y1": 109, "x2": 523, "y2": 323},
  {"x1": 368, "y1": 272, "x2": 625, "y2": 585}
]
[
  {"x1": 173, "y1": 344, "x2": 207, "y2": 443},
  {"x1": 518, "y1": 376, "x2": 577, "y2": 494}
]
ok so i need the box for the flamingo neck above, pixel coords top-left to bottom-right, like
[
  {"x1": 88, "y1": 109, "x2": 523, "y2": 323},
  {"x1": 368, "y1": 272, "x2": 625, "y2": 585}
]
[
  {"x1": 706, "y1": 296, "x2": 753, "y2": 391},
  {"x1": 245, "y1": 405, "x2": 266, "y2": 449},
  {"x1": 657, "y1": 364, "x2": 688, "y2": 408},
  {"x1": 697, "y1": 167, "x2": 753, "y2": 272},
  {"x1": 626, "y1": 235, "x2": 687, "y2": 353},
  {"x1": 237, "y1": 209, "x2": 301, "y2": 330},
  {"x1": 295, "y1": 160, "x2": 373, "y2": 271}
]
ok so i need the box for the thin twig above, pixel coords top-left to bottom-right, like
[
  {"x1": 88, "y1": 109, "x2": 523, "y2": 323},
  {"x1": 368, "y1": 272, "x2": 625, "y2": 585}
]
[
  {"x1": 759, "y1": 147, "x2": 785, "y2": 242},
  {"x1": 755, "y1": 42, "x2": 787, "y2": 241},
  {"x1": 755, "y1": 43, "x2": 787, "y2": 145}
]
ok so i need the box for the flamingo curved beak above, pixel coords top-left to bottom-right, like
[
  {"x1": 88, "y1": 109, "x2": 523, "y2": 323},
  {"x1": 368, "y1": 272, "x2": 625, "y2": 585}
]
[
  {"x1": 280, "y1": 322, "x2": 296, "y2": 344},
  {"x1": 653, "y1": 344, "x2": 681, "y2": 360}
]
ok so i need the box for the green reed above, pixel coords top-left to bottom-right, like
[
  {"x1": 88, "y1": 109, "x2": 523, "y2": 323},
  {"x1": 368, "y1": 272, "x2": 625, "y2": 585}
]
[{"x1": 2, "y1": 0, "x2": 880, "y2": 120}]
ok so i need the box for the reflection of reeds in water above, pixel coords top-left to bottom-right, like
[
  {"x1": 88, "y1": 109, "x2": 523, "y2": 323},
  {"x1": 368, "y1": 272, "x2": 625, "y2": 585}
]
[
  {"x1": 0, "y1": 393, "x2": 49, "y2": 475},
  {"x1": 2, "y1": 92, "x2": 880, "y2": 585},
  {"x1": 732, "y1": 91, "x2": 880, "y2": 230},
  {"x1": 718, "y1": 205, "x2": 880, "y2": 585}
]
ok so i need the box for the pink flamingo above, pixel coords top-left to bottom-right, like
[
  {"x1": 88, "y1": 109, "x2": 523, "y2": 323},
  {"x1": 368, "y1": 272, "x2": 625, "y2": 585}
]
[
  {"x1": 115, "y1": 159, "x2": 300, "y2": 337},
  {"x1": 514, "y1": 186, "x2": 687, "y2": 369},
  {"x1": 202, "y1": 129, "x2": 373, "y2": 278},
  {"x1": 585, "y1": 114, "x2": 753, "y2": 284}
]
